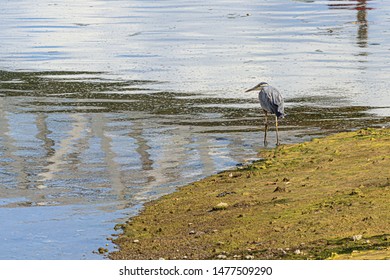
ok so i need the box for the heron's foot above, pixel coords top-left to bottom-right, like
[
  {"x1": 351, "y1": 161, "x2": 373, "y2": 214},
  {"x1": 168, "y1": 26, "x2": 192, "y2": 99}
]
[{"x1": 263, "y1": 140, "x2": 268, "y2": 147}]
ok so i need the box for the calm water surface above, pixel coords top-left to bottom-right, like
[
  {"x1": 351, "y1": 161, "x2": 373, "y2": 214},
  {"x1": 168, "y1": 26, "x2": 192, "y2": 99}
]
[{"x1": 0, "y1": 0, "x2": 389, "y2": 259}]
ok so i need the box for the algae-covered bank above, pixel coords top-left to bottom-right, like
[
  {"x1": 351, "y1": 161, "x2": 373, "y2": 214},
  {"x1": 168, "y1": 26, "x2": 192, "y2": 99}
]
[{"x1": 109, "y1": 128, "x2": 390, "y2": 260}]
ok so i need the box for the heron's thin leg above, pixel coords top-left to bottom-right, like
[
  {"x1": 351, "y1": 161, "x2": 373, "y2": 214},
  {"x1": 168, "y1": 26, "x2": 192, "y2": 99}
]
[
  {"x1": 263, "y1": 111, "x2": 268, "y2": 146},
  {"x1": 275, "y1": 115, "x2": 280, "y2": 146}
]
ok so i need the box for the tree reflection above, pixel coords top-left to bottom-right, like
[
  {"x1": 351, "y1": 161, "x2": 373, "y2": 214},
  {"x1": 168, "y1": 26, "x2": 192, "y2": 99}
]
[{"x1": 328, "y1": 0, "x2": 373, "y2": 49}]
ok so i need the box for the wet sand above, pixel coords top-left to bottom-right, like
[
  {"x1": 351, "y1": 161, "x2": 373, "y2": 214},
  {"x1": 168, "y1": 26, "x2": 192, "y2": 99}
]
[{"x1": 110, "y1": 128, "x2": 390, "y2": 260}]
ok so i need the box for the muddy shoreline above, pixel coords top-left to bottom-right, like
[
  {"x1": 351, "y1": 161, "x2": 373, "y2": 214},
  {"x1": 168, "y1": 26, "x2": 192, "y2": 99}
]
[{"x1": 109, "y1": 128, "x2": 390, "y2": 260}]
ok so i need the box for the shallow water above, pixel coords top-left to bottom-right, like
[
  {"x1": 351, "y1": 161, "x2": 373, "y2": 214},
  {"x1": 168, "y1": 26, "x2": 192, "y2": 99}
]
[{"x1": 0, "y1": 0, "x2": 389, "y2": 259}]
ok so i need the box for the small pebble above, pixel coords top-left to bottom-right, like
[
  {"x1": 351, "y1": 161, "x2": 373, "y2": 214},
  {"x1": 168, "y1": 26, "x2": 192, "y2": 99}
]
[
  {"x1": 213, "y1": 202, "x2": 228, "y2": 211},
  {"x1": 352, "y1": 235, "x2": 363, "y2": 241},
  {"x1": 278, "y1": 248, "x2": 287, "y2": 255},
  {"x1": 194, "y1": 231, "x2": 205, "y2": 238},
  {"x1": 97, "y1": 247, "x2": 108, "y2": 254}
]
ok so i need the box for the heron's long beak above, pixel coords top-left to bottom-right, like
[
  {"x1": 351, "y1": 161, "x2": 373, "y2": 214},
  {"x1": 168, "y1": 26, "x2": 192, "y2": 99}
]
[{"x1": 245, "y1": 86, "x2": 258, "y2": 93}]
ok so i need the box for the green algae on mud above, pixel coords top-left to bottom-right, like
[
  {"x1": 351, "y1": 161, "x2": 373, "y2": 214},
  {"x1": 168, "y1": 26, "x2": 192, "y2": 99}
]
[{"x1": 109, "y1": 128, "x2": 390, "y2": 260}]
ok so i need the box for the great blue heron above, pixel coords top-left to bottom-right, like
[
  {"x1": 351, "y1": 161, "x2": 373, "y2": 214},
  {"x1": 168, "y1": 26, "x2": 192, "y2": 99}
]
[{"x1": 245, "y1": 82, "x2": 285, "y2": 146}]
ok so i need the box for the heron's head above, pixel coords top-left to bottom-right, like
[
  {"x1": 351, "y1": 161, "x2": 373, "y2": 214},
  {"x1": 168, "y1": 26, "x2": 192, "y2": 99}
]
[{"x1": 245, "y1": 82, "x2": 269, "y2": 92}]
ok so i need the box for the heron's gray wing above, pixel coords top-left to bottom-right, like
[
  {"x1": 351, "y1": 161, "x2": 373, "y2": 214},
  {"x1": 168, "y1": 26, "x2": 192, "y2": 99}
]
[{"x1": 264, "y1": 86, "x2": 285, "y2": 118}]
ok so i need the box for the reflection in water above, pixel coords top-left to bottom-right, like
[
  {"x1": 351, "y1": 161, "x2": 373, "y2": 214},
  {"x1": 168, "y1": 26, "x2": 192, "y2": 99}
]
[
  {"x1": 356, "y1": 1, "x2": 369, "y2": 48},
  {"x1": 37, "y1": 114, "x2": 87, "y2": 189},
  {"x1": 0, "y1": 72, "x2": 262, "y2": 208},
  {"x1": 328, "y1": 0, "x2": 374, "y2": 10},
  {"x1": 328, "y1": 0, "x2": 373, "y2": 49}
]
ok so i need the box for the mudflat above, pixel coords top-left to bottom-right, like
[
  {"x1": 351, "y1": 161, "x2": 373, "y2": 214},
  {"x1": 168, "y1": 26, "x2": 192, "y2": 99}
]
[{"x1": 110, "y1": 128, "x2": 390, "y2": 260}]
